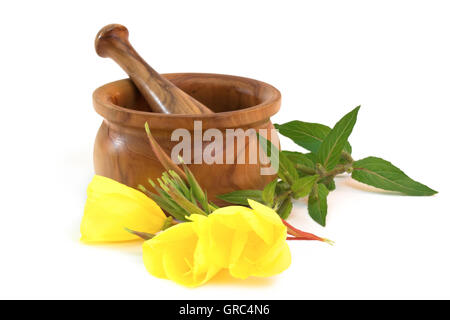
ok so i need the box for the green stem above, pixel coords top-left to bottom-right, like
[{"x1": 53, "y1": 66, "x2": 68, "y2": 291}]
[{"x1": 322, "y1": 163, "x2": 353, "y2": 178}]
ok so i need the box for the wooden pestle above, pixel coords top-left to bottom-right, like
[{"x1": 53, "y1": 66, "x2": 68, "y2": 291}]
[{"x1": 95, "y1": 24, "x2": 214, "y2": 114}]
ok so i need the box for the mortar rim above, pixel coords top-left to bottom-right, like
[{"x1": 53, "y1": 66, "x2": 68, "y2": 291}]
[{"x1": 92, "y1": 72, "x2": 281, "y2": 130}]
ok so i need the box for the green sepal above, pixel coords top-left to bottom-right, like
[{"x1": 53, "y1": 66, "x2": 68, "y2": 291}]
[{"x1": 124, "y1": 228, "x2": 154, "y2": 240}]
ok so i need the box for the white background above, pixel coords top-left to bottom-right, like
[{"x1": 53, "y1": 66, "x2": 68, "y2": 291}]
[{"x1": 0, "y1": 0, "x2": 448, "y2": 299}]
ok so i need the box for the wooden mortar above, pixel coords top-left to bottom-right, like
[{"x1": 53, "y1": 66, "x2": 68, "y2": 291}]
[{"x1": 93, "y1": 73, "x2": 281, "y2": 205}]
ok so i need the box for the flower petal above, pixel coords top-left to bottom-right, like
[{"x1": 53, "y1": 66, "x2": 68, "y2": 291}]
[
  {"x1": 143, "y1": 221, "x2": 221, "y2": 288},
  {"x1": 252, "y1": 242, "x2": 291, "y2": 277},
  {"x1": 207, "y1": 201, "x2": 290, "y2": 280},
  {"x1": 248, "y1": 199, "x2": 284, "y2": 227},
  {"x1": 143, "y1": 201, "x2": 291, "y2": 286},
  {"x1": 80, "y1": 175, "x2": 166, "y2": 243}
]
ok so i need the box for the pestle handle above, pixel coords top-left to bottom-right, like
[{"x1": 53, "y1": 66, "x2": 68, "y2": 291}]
[{"x1": 95, "y1": 24, "x2": 214, "y2": 114}]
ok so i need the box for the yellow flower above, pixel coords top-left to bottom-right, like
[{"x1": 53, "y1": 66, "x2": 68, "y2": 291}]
[
  {"x1": 204, "y1": 199, "x2": 291, "y2": 279},
  {"x1": 143, "y1": 218, "x2": 221, "y2": 287},
  {"x1": 80, "y1": 175, "x2": 166, "y2": 243},
  {"x1": 142, "y1": 199, "x2": 291, "y2": 287}
]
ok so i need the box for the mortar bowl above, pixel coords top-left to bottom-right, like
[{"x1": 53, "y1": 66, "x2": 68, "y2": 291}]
[{"x1": 92, "y1": 73, "x2": 281, "y2": 206}]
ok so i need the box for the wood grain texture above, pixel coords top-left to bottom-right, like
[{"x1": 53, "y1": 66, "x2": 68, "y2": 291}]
[
  {"x1": 95, "y1": 24, "x2": 213, "y2": 114},
  {"x1": 93, "y1": 73, "x2": 281, "y2": 206}
]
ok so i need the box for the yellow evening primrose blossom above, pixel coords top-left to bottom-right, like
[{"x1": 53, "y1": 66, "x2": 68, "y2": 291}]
[
  {"x1": 205, "y1": 199, "x2": 291, "y2": 279},
  {"x1": 143, "y1": 217, "x2": 222, "y2": 287},
  {"x1": 80, "y1": 175, "x2": 167, "y2": 243},
  {"x1": 142, "y1": 199, "x2": 291, "y2": 287}
]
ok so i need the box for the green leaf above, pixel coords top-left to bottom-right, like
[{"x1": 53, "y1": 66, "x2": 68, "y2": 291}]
[
  {"x1": 216, "y1": 190, "x2": 263, "y2": 206},
  {"x1": 275, "y1": 121, "x2": 352, "y2": 154},
  {"x1": 317, "y1": 106, "x2": 360, "y2": 170},
  {"x1": 279, "y1": 151, "x2": 299, "y2": 184},
  {"x1": 277, "y1": 198, "x2": 293, "y2": 219},
  {"x1": 308, "y1": 183, "x2": 329, "y2": 226},
  {"x1": 257, "y1": 133, "x2": 299, "y2": 184},
  {"x1": 291, "y1": 175, "x2": 319, "y2": 199},
  {"x1": 305, "y1": 152, "x2": 319, "y2": 163},
  {"x1": 282, "y1": 151, "x2": 315, "y2": 169},
  {"x1": 351, "y1": 156, "x2": 437, "y2": 196},
  {"x1": 262, "y1": 178, "x2": 278, "y2": 206}
]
